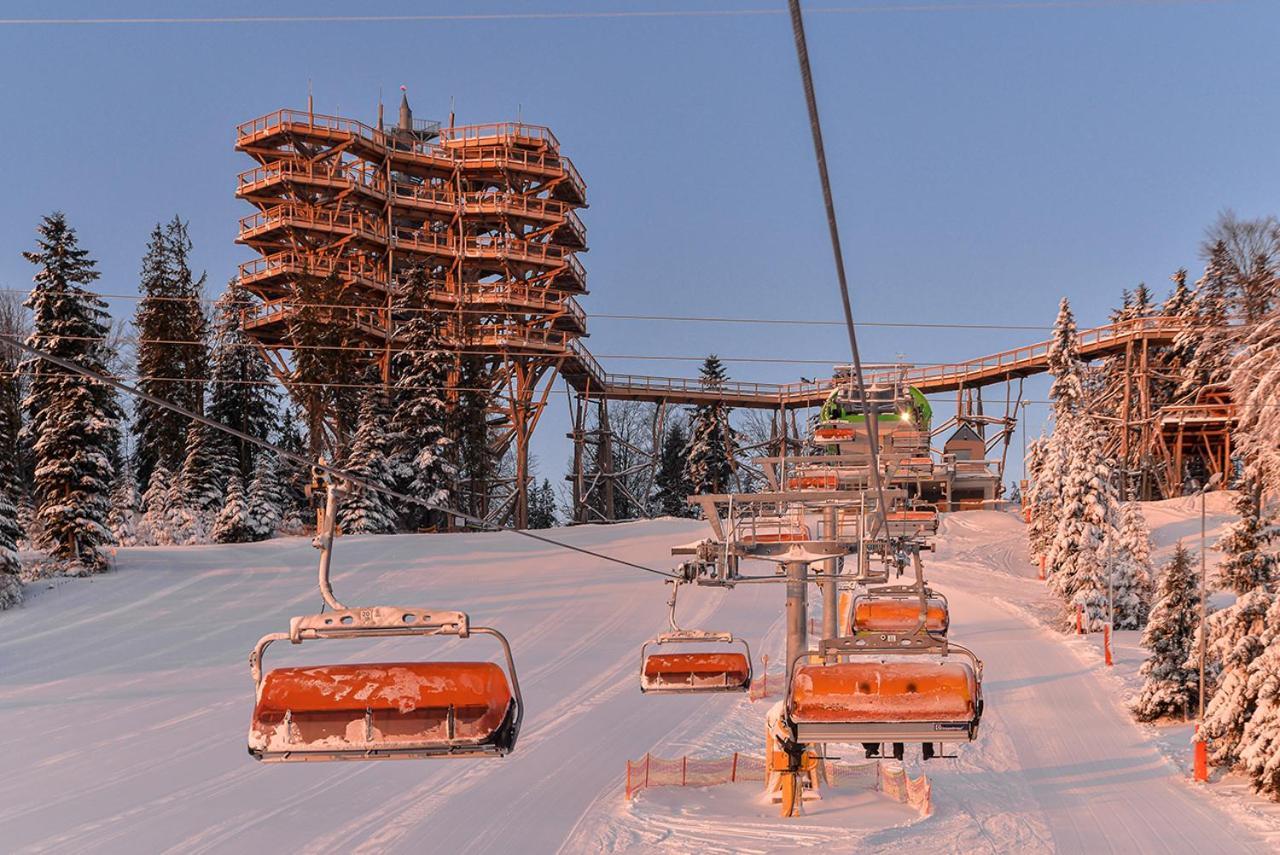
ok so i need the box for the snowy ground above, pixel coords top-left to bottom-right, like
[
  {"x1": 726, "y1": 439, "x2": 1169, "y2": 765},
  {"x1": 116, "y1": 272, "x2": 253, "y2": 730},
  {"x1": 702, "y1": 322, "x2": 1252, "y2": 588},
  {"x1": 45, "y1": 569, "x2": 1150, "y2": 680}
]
[{"x1": 3, "y1": 504, "x2": 1279, "y2": 853}]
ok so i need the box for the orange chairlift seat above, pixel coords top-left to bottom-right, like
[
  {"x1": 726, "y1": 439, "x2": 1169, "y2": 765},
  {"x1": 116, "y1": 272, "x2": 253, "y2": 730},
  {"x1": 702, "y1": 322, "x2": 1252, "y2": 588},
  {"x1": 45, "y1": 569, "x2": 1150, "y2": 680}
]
[
  {"x1": 882, "y1": 505, "x2": 940, "y2": 537},
  {"x1": 640, "y1": 580, "x2": 752, "y2": 694},
  {"x1": 786, "y1": 473, "x2": 839, "y2": 491},
  {"x1": 247, "y1": 479, "x2": 522, "y2": 762},
  {"x1": 852, "y1": 585, "x2": 950, "y2": 635}
]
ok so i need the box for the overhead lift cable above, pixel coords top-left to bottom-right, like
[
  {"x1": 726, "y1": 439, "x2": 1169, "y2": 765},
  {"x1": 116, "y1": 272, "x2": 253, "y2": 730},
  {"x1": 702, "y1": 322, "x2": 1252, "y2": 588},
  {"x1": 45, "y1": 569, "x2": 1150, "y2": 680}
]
[
  {"x1": 1, "y1": 333, "x2": 675, "y2": 580},
  {"x1": 786, "y1": 0, "x2": 890, "y2": 535}
]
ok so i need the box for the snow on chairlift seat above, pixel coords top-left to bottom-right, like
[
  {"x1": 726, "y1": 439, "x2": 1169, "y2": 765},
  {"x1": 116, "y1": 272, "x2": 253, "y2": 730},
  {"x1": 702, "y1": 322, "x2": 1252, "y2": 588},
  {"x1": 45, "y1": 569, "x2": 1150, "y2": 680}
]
[
  {"x1": 789, "y1": 658, "x2": 980, "y2": 743},
  {"x1": 641, "y1": 651, "x2": 751, "y2": 693},
  {"x1": 854, "y1": 598, "x2": 949, "y2": 634},
  {"x1": 250, "y1": 661, "x2": 517, "y2": 761}
]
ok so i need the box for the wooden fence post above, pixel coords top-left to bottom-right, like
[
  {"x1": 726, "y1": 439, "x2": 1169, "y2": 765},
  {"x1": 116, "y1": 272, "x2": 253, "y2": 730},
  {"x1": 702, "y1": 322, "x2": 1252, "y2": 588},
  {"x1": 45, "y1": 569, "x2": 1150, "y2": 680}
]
[
  {"x1": 682, "y1": 755, "x2": 687, "y2": 786},
  {"x1": 731, "y1": 752, "x2": 738, "y2": 782},
  {"x1": 645, "y1": 752, "x2": 650, "y2": 787}
]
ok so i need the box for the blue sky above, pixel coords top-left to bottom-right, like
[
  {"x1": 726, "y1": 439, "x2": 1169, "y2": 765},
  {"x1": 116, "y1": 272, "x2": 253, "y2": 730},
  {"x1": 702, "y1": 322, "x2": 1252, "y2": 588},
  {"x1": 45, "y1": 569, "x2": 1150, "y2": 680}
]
[{"x1": 1, "y1": 0, "x2": 1276, "y2": 488}]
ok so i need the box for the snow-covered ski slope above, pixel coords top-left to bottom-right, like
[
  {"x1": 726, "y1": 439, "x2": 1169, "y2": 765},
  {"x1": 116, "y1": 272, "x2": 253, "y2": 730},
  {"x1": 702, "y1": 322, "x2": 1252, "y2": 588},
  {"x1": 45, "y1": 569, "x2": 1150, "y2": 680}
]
[{"x1": 2, "y1": 506, "x2": 1275, "y2": 853}]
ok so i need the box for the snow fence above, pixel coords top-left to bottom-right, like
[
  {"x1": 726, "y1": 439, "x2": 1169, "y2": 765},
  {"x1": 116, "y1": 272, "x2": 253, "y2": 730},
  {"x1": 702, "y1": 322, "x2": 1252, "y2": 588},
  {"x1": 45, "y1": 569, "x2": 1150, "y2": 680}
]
[
  {"x1": 878, "y1": 761, "x2": 933, "y2": 816},
  {"x1": 624, "y1": 753, "x2": 879, "y2": 800}
]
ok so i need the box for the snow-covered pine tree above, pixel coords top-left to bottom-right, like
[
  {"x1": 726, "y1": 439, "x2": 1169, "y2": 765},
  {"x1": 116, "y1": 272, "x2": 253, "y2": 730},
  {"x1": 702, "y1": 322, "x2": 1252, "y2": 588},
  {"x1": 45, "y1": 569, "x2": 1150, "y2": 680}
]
[
  {"x1": 131, "y1": 217, "x2": 208, "y2": 490},
  {"x1": 274, "y1": 407, "x2": 308, "y2": 533},
  {"x1": 1047, "y1": 423, "x2": 1120, "y2": 629},
  {"x1": 211, "y1": 473, "x2": 252, "y2": 544},
  {"x1": 138, "y1": 463, "x2": 174, "y2": 546},
  {"x1": 389, "y1": 267, "x2": 455, "y2": 531},
  {"x1": 1033, "y1": 298, "x2": 1088, "y2": 581},
  {"x1": 683, "y1": 355, "x2": 738, "y2": 500},
  {"x1": 245, "y1": 451, "x2": 283, "y2": 542},
  {"x1": 178, "y1": 419, "x2": 228, "y2": 516},
  {"x1": 208, "y1": 278, "x2": 278, "y2": 481},
  {"x1": 1230, "y1": 309, "x2": 1280, "y2": 494},
  {"x1": 106, "y1": 464, "x2": 141, "y2": 548},
  {"x1": 0, "y1": 478, "x2": 22, "y2": 609},
  {"x1": 21, "y1": 213, "x2": 123, "y2": 570},
  {"x1": 527, "y1": 479, "x2": 558, "y2": 529},
  {"x1": 1025, "y1": 435, "x2": 1050, "y2": 558},
  {"x1": 1133, "y1": 542, "x2": 1203, "y2": 721},
  {"x1": 338, "y1": 380, "x2": 397, "y2": 535},
  {"x1": 1047, "y1": 298, "x2": 1086, "y2": 416},
  {"x1": 1196, "y1": 588, "x2": 1276, "y2": 767},
  {"x1": 167, "y1": 478, "x2": 206, "y2": 546},
  {"x1": 1238, "y1": 597, "x2": 1280, "y2": 798},
  {"x1": 1216, "y1": 484, "x2": 1279, "y2": 596},
  {"x1": 654, "y1": 420, "x2": 695, "y2": 518},
  {"x1": 1176, "y1": 241, "x2": 1236, "y2": 399},
  {"x1": 0, "y1": 330, "x2": 23, "y2": 607},
  {"x1": 1110, "y1": 501, "x2": 1155, "y2": 628}
]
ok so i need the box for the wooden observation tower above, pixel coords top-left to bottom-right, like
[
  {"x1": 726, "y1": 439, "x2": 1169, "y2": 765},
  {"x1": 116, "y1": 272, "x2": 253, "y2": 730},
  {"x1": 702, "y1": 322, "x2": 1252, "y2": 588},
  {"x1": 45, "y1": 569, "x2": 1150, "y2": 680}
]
[{"x1": 234, "y1": 93, "x2": 589, "y2": 527}]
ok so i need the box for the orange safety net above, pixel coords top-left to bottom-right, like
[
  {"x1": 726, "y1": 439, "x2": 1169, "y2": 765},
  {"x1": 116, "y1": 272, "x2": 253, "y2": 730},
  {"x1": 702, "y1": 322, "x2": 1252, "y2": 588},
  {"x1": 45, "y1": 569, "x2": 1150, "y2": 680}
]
[
  {"x1": 854, "y1": 599, "x2": 948, "y2": 633},
  {"x1": 252, "y1": 662, "x2": 512, "y2": 746},
  {"x1": 814, "y1": 427, "x2": 855, "y2": 440},
  {"x1": 643, "y1": 652, "x2": 750, "y2": 686},
  {"x1": 790, "y1": 660, "x2": 976, "y2": 722},
  {"x1": 625, "y1": 753, "x2": 877, "y2": 799}
]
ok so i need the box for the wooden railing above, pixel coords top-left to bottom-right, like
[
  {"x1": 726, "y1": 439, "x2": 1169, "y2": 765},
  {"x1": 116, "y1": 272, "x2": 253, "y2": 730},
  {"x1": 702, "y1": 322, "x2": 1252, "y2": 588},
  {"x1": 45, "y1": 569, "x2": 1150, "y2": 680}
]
[
  {"x1": 237, "y1": 159, "x2": 384, "y2": 196},
  {"x1": 238, "y1": 251, "x2": 385, "y2": 288},
  {"x1": 439, "y1": 121, "x2": 559, "y2": 150},
  {"x1": 857, "y1": 315, "x2": 1187, "y2": 392},
  {"x1": 238, "y1": 203, "x2": 386, "y2": 242}
]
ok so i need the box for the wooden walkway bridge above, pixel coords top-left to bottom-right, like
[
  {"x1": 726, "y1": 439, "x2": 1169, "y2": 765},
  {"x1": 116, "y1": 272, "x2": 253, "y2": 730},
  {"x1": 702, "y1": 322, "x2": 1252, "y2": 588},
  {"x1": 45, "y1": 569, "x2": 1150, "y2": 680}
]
[{"x1": 565, "y1": 315, "x2": 1185, "y2": 408}]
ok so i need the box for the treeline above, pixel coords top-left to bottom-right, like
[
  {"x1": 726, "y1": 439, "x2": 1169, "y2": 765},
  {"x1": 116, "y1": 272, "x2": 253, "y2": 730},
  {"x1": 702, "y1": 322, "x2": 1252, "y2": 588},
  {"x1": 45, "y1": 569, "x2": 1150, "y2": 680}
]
[{"x1": 1026, "y1": 212, "x2": 1280, "y2": 798}]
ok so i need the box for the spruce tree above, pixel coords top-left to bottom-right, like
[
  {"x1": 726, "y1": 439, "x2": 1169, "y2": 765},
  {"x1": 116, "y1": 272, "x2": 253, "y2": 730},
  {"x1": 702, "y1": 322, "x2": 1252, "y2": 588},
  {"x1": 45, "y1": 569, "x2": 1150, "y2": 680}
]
[
  {"x1": 139, "y1": 463, "x2": 174, "y2": 546},
  {"x1": 1230, "y1": 310, "x2": 1280, "y2": 495},
  {"x1": 654, "y1": 421, "x2": 695, "y2": 517},
  {"x1": 1047, "y1": 424, "x2": 1119, "y2": 629},
  {"x1": 211, "y1": 473, "x2": 252, "y2": 543},
  {"x1": 22, "y1": 213, "x2": 122, "y2": 570},
  {"x1": 178, "y1": 419, "x2": 227, "y2": 515},
  {"x1": 389, "y1": 267, "x2": 455, "y2": 530},
  {"x1": 208, "y1": 278, "x2": 277, "y2": 481},
  {"x1": 1111, "y1": 501, "x2": 1155, "y2": 629},
  {"x1": 683, "y1": 355, "x2": 738, "y2": 500},
  {"x1": 1196, "y1": 589, "x2": 1276, "y2": 767},
  {"x1": 274, "y1": 406, "x2": 308, "y2": 532},
  {"x1": 106, "y1": 464, "x2": 141, "y2": 548},
  {"x1": 338, "y1": 381, "x2": 397, "y2": 535},
  {"x1": 167, "y1": 478, "x2": 205, "y2": 546},
  {"x1": 245, "y1": 451, "x2": 283, "y2": 541},
  {"x1": 1133, "y1": 543, "x2": 1202, "y2": 721},
  {"x1": 0, "y1": 330, "x2": 24, "y2": 607},
  {"x1": 1238, "y1": 597, "x2": 1280, "y2": 797},
  {"x1": 132, "y1": 217, "x2": 208, "y2": 490},
  {"x1": 1025, "y1": 435, "x2": 1055, "y2": 561},
  {"x1": 527, "y1": 479, "x2": 558, "y2": 529},
  {"x1": 1216, "y1": 484, "x2": 1279, "y2": 595}
]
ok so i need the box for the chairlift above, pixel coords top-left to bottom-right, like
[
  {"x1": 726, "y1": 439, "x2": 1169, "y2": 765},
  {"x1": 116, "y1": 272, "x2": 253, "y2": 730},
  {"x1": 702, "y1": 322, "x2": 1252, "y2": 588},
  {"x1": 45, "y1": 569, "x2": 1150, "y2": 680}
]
[
  {"x1": 247, "y1": 476, "x2": 523, "y2": 762},
  {"x1": 782, "y1": 553, "x2": 982, "y2": 757},
  {"x1": 639, "y1": 580, "x2": 752, "y2": 694},
  {"x1": 851, "y1": 584, "x2": 949, "y2": 636}
]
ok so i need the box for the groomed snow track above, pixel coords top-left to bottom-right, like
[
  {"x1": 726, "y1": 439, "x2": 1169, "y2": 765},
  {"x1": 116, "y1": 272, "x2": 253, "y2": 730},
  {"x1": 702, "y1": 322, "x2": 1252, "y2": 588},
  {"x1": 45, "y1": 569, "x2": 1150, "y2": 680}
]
[{"x1": 0, "y1": 513, "x2": 1272, "y2": 853}]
